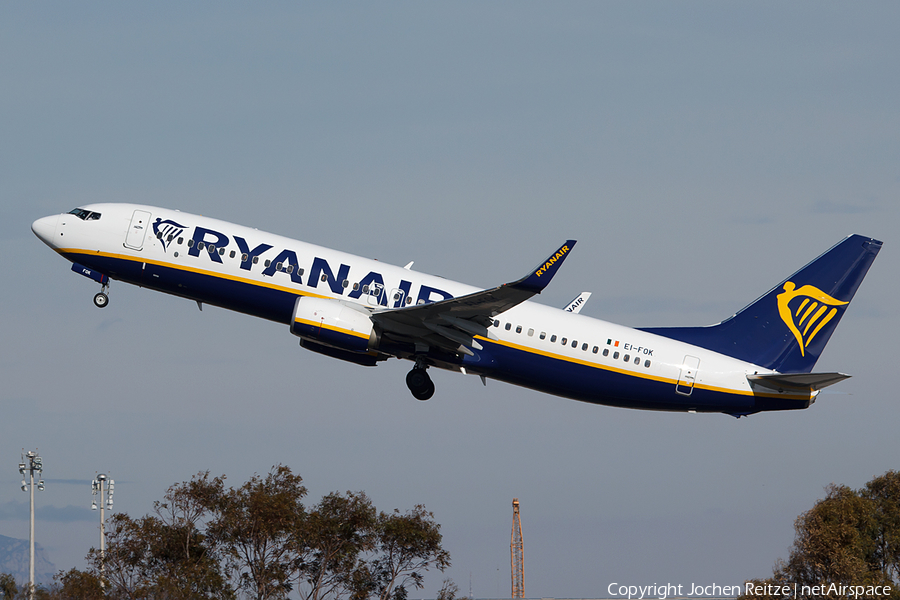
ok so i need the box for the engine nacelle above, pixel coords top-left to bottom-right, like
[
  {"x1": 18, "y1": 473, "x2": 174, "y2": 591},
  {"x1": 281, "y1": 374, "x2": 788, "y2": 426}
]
[{"x1": 291, "y1": 296, "x2": 378, "y2": 354}]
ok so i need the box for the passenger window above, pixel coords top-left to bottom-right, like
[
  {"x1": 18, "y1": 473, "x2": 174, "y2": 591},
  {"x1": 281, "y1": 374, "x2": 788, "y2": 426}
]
[
  {"x1": 156, "y1": 232, "x2": 163, "y2": 239},
  {"x1": 287, "y1": 265, "x2": 294, "y2": 274},
  {"x1": 493, "y1": 320, "x2": 500, "y2": 327},
  {"x1": 230, "y1": 250, "x2": 236, "y2": 258},
  {"x1": 505, "y1": 323, "x2": 511, "y2": 331},
  {"x1": 276, "y1": 262, "x2": 283, "y2": 270},
  {"x1": 634, "y1": 356, "x2": 640, "y2": 364},
  {"x1": 613, "y1": 351, "x2": 619, "y2": 359},
  {"x1": 198, "y1": 242, "x2": 205, "y2": 250},
  {"x1": 624, "y1": 354, "x2": 630, "y2": 362},
  {"x1": 253, "y1": 256, "x2": 259, "y2": 264},
  {"x1": 362, "y1": 285, "x2": 369, "y2": 293},
  {"x1": 343, "y1": 280, "x2": 349, "y2": 288},
  {"x1": 644, "y1": 360, "x2": 651, "y2": 368},
  {"x1": 406, "y1": 297, "x2": 412, "y2": 304},
  {"x1": 571, "y1": 340, "x2": 577, "y2": 348},
  {"x1": 528, "y1": 328, "x2": 534, "y2": 337},
  {"x1": 561, "y1": 337, "x2": 567, "y2": 345},
  {"x1": 177, "y1": 237, "x2": 183, "y2": 245},
  {"x1": 516, "y1": 326, "x2": 522, "y2": 334},
  {"x1": 208, "y1": 245, "x2": 215, "y2": 254},
  {"x1": 219, "y1": 248, "x2": 225, "y2": 255},
  {"x1": 582, "y1": 343, "x2": 588, "y2": 351},
  {"x1": 321, "y1": 274, "x2": 328, "y2": 282},
  {"x1": 540, "y1": 332, "x2": 546, "y2": 340},
  {"x1": 603, "y1": 349, "x2": 609, "y2": 357},
  {"x1": 550, "y1": 335, "x2": 557, "y2": 342},
  {"x1": 265, "y1": 260, "x2": 271, "y2": 267},
  {"x1": 298, "y1": 268, "x2": 304, "y2": 276},
  {"x1": 592, "y1": 346, "x2": 598, "y2": 354},
  {"x1": 188, "y1": 239, "x2": 194, "y2": 248},
  {"x1": 353, "y1": 283, "x2": 360, "y2": 290}
]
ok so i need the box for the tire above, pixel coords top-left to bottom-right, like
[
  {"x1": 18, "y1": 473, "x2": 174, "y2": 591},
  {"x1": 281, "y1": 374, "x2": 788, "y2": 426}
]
[
  {"x1": 93, "y1": 293, "x2": 109, "y2": 308},
  {"x1": 406, "y1": 368, "x2": 434, "y2": 400}
]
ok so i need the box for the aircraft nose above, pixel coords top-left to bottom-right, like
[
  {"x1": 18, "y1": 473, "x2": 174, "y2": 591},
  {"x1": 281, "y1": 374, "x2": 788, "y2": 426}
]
[{"x1": 31, "y1": 215, "x2": 59, "y2": 246}]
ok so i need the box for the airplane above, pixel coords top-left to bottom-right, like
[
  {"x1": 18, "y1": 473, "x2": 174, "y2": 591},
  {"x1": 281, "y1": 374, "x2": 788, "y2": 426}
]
[{"x1": 31, "y1": 204, "x2": 881, "y2": 417}]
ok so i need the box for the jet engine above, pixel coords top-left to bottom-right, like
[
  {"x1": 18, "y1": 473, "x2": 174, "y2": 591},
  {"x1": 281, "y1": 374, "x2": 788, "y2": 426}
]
[{"x1": 290, "y1": 296, "x2": 379, "y2": 354}]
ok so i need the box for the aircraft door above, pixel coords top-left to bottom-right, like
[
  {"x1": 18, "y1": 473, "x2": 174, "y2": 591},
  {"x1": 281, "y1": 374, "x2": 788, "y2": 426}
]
[
  {"x1": 676, "y1": 355, "x2": 700, "y2": 396},
  {"x1": 124, "y1": 210, "x2": 152, "y2": 250}
]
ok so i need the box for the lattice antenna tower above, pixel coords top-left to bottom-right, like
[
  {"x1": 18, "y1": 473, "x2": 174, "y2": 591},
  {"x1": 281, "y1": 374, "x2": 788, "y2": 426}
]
[{"x1": 511, "y1": 498, "x2": 524, "y2": 599}]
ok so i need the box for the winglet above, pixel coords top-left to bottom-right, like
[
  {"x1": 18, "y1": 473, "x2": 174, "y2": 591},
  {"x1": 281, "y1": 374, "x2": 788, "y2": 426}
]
[{"x1": 510, "y1": 240, "x2": 576, "y2": 293}]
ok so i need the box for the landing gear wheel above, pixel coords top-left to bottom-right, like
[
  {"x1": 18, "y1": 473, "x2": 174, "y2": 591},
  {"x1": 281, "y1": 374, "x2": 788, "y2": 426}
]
[
  {"x1": 406, "y1": 368, "x2": 435, "y2": 401},
  {"x1": 93, "y1": 292, "x2": 109, "y2": 308}
]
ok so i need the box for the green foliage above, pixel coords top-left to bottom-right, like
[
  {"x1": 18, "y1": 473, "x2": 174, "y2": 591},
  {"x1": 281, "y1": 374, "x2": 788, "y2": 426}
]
[
  {"x1": 204, "y1": 465, "x2": 307, "y2": 600},
  {"x1": 49, "y1": 466, "x2": 451, "y2": 600},
  {"x1": 369, "y1": 505, "x2": 451, "y2": 600},
  {"x1": 0, "y1": 574, "x2": 17, "y2": 599},
  {"x1": 741, "y1": 471, "x2": 900, "y2": 600}
]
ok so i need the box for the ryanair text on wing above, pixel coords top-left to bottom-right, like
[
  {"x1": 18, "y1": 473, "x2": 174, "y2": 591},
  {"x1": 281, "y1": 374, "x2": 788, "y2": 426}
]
[{"x1": 535, "y1": 245, "x2": 570, "y2": 278}]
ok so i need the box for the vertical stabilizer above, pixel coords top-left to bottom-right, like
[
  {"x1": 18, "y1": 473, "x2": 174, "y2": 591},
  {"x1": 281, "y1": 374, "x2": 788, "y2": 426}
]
[{"x1": 640, "y1": 235, "x2": 882, "y2": 373}]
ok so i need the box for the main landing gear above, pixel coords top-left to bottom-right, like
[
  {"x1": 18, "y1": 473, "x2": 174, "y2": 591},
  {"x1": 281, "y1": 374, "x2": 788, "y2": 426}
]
[
  {"x1": 93, "y1": 284, "x2": 110, "y2": 308},
  {"x1": 406, "y1": 363, "x2": 435, "y2": 401}
]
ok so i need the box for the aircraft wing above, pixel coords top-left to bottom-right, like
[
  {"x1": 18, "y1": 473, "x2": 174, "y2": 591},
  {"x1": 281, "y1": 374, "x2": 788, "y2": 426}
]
[{"x1": 372, "y1": 240, "x2": 576, "y2": 356}]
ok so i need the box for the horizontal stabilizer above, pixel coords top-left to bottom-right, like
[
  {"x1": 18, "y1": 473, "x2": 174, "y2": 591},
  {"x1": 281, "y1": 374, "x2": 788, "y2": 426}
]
[{"x1": 748, "y1": 372, "x2": 850, "y2": 392}]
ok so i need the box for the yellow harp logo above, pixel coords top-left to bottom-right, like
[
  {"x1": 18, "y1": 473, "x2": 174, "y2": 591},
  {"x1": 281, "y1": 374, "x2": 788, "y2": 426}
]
[{"x1": 777, "y1": 282, "x2": 848, "y2": 356}]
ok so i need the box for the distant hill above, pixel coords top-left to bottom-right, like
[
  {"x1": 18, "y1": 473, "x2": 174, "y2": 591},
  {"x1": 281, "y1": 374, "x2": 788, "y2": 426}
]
[{"x1": 0, "y1": 534, "x2": 56, "y2": 587}]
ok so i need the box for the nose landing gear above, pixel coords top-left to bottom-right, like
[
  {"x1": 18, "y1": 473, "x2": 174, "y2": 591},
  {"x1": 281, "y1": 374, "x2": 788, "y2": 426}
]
[
  {"x1": 93, "y1": 283, "x2": 110, "y2": 308},
  {"x1": 406, "y1": 366, "x2": 435, "y2": 401}
]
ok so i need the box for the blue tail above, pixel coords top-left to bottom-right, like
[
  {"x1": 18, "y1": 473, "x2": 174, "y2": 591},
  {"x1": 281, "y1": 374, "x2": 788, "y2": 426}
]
[{"x1": 640, "y1": 235, "x2": 882, "y2": 373}]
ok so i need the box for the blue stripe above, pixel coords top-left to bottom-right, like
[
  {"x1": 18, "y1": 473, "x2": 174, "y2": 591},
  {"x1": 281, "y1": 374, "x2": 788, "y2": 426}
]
[{"x1": 65, "y1": 251, "x2": 810, "y2": 415}]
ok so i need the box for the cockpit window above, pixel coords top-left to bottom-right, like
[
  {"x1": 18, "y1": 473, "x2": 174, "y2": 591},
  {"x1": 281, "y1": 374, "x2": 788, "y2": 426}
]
[{"x1": 68, "y1": 208, "x2": 101, "y2": 221}]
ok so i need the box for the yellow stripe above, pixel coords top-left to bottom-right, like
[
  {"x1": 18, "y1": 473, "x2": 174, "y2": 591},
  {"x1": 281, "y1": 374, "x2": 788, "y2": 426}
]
[
  {"x1": 806, "y1": 307, "x2": 837, "y2": 347},
  {"x1": 798, "y1": 301, "x2": 819, "y2": 327},
  {"x1": 293, "y1": 317, "x2": 370, "y2": 340},
  {"x1": 802, "y1": 305, "x2": 828, "y2": 337},
  {"x1": 59, "y1": 247, "x2": 332, "y2": 300},
  {"x1": 62, "y1": 248, "x2": 808, "y2": 402},
  {"x1": 477, "y1": 336, "x2": 811, "y2": 401}
]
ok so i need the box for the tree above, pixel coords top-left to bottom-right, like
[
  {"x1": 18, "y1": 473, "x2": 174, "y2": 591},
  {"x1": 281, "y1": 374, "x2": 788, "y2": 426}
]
[
  {"x1": 368, "y1": 506, "x2": 451, "y2": 600},
  {"x1": 0, "y1": 574, "x2": 17, "y2": 599},
  {"x1": 90, "y1": 511, "x2": 233, "y2": 600},
  {"x1": 863, "y1": 470, "x2": 900, "y2": 582},
  {"x1": 204, "y1": 465, "x2": 307, "y2": 600},
  {"x1": 296, "y1": 491, "x2": 377, "y2": 600},
  {"x1": 52, "y1": 568, "x2": 105, "y2": 599},
  {"x1": 741, "y1": 472, "x2": 900, "y2": 600},
  {"x1": 38, "y1": 467, "x2": 451, "y2": 600}
]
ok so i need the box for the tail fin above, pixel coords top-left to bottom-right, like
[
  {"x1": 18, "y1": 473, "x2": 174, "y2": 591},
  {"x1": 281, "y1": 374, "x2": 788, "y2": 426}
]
[{"x1": 640, "y1": 235, "x2": 882, "y2": 373}]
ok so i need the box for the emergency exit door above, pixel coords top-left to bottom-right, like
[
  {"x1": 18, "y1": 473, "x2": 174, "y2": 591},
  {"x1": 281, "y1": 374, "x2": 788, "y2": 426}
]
[{"x1": 124, "y1": 210, "x2": 152, "y2": 250}]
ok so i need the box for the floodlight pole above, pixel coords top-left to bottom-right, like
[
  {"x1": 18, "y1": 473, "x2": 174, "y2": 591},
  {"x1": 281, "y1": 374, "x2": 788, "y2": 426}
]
[
  {"x1": 92, "y1": 474, "x2": 114, "y2": 583},
  {"x1": 29, "y1": 459, "x2": 34, "y2": 595},
  {"x1": 19, "y1": 450, "x2": 44, "y2": 600}
]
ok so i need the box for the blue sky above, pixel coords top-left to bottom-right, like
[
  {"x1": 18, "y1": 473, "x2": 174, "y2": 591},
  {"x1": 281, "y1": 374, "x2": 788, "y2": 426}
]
[{"x1": 2, "y1": 3, "x2": 899, "y2": 597}]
